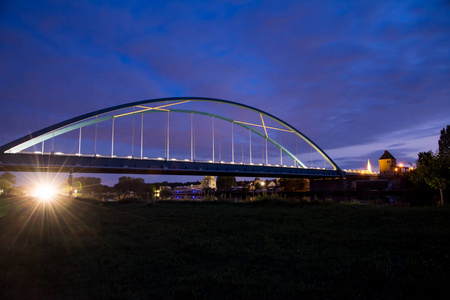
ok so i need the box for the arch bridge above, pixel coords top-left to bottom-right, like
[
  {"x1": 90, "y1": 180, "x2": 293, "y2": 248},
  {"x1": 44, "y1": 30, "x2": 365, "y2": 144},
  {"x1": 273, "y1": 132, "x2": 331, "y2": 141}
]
[{"x1": 0, "y1": 97, "x2": 343, "y2": 179}]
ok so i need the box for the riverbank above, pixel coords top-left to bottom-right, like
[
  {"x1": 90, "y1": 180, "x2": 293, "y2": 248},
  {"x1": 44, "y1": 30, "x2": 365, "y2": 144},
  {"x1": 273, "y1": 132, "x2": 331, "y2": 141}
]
[{"x1": 1, "y1": 196, "x2": 449, "y2": 299}]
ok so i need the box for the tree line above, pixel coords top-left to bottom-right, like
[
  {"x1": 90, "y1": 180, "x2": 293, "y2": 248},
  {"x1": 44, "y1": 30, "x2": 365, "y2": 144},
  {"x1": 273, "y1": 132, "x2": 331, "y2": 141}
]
[
  {"x1": 1, "y1": 125, "x2": 447, "y2": 204},
  {"x1": 69, "y1": 176, "x2": 201, "y2": 201}
]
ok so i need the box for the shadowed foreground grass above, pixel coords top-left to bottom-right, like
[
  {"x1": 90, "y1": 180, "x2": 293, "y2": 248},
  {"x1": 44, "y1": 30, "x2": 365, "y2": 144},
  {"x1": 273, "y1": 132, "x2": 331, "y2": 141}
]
[{"x1": 1, "y1": 197, "x2": 450, "y2": 299}]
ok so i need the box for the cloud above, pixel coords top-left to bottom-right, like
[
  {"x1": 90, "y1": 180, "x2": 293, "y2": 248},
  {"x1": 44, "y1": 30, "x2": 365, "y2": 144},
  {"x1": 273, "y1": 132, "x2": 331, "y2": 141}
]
[{"x1": 0, "y1": 0, "x2": 449, "y2": 180}]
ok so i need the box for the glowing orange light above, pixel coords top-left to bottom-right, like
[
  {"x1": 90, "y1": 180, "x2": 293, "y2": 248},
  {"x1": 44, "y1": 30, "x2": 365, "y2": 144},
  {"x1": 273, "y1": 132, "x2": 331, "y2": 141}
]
[{"x1": 33, "y1": 184, "x2": 57, "y2": 201}]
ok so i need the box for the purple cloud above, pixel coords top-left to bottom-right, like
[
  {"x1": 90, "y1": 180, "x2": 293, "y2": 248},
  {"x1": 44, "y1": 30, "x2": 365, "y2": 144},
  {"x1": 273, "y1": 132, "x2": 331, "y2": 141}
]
[{"x1": 1, "y1": 0, "x2": 449, "y2": 180}]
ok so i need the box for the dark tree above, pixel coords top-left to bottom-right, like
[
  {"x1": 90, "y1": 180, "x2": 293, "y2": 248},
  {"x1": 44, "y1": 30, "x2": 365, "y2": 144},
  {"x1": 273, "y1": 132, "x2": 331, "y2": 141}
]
[
  {"x1": 216, "y1": 176, "x2": 237, "y2": 190},
  {"x1": 0, "y1": 172, "x2": 16, "y2": 185},
  {"x1": 254, "y1": 181, "x2": 262, "y2": 190},
  {"x1": 0, "y1": 179, "x2": 12, "y2": 192},
  {"x1": 113, "y1": 176, "x2": 147, "y2": 199},
  {"x1": 0, "y1": 172, "x2": 16, "y2": 194},
  {"x1": 439, "y1": 125, "x2": 450, "y2": 157},
  {"x1": 410, "y1": 125, "x2": 450, "y2": 205},
  {"x1": 278, "y1": 178, "x2": 309, "y2": 192}
]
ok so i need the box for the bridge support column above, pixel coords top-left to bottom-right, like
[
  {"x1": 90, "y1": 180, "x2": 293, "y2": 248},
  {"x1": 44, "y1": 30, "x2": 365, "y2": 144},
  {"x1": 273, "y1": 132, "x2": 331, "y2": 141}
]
[
  {"x1": 265, "y1": 139, "x2": 268, "y2": 165},
  {"x1": 78, "y1": 127, "x2": 81, "y2": 156},
  {"x1": 140, "y1": 114, "x2": 143, "y2": 159},
  {"x1": 111, "y1": 118, "x2": 115, "y2": 157},
  {"x1": 166, "y1": 110, "x2": 170, "y2": 160},
  {"x1": 232, "y1": 122, "x2": 234, "y2": 163},
  {"x1": 249, "y1": 129, "x2": 252, "y2": 164}
]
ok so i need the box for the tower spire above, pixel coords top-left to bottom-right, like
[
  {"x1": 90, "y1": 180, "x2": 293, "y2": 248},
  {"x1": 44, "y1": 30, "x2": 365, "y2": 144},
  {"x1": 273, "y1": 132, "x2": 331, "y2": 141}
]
[{"x1": 367, "y1": 159, "x2": 372, "y2": 173}]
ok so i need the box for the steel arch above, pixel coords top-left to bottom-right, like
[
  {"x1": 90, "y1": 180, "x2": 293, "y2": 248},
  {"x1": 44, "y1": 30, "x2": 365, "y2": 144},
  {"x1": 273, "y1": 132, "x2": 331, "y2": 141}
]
[{"x1": 0, "y1": 97, "x2": 341, "y2": 171}]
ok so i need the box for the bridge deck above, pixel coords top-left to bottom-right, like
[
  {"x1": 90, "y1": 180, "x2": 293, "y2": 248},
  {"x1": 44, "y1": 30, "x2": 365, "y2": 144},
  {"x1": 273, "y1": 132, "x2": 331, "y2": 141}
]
[{"x1": 0, "y1": 153, "x2": 342, "y2": 179}]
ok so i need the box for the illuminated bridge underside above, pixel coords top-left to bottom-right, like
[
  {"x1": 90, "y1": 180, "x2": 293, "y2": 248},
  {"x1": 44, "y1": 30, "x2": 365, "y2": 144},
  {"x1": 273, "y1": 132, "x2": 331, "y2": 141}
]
[{"x1": 0, "y1": 153, "x2": 341, "y2": 178}]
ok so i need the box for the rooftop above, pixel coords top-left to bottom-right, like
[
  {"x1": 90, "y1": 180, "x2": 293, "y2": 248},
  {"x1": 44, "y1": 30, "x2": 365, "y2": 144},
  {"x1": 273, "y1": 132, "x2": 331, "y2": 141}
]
[{"x1": 379, "y1": 150, "x2": 396, "y2": 160}]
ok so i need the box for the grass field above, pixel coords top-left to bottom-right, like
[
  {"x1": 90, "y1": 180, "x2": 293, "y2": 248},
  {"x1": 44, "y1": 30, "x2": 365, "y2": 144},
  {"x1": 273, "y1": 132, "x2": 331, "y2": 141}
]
[{"x1": 1, "y1": 196, "x2": 450, "y2": 299}]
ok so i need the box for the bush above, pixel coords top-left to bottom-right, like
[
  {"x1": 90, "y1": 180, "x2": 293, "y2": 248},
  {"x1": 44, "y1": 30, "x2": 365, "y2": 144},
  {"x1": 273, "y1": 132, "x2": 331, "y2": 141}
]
[{"x1": 117, "y1": 196, "x2": 144, "y2": 204}]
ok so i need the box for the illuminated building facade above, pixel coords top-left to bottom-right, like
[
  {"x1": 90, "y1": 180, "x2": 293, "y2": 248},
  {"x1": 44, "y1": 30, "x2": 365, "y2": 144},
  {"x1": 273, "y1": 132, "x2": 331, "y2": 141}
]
[
  {"x1": 379, "y1": 150, "x2": 397, "y2": 174},
  {"x1": 379, "y1": 150, "x2": 410, "y2": 175},
  {"x1": 201, "y1": 176, "x2": 217, "y2": 190}
]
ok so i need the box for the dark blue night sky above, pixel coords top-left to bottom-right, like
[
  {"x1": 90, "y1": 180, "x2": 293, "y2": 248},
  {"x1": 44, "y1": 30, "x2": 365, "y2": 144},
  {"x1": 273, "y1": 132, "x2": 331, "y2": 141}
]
[{"x1": 1, "y1": 0, "x2": 449, "y2": 185}]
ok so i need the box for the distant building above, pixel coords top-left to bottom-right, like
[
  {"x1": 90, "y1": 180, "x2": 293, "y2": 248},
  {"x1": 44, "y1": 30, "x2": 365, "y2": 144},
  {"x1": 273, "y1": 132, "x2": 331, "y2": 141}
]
[
  {"x1": 379, "y1": 150, "x2": 397, "y2": 175},
  {"x1": 267, "y1": 181, "x2": 277, "y2": 190},
  {"x1": 172, "y1": 186, "x2": 202, "y2": 200},
  {"x1": 379, "y1": 150, "x2": 410, "y2": 175},
  {"x1": 201, "y1": 176, "x2": 216, "y2": 190}
]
